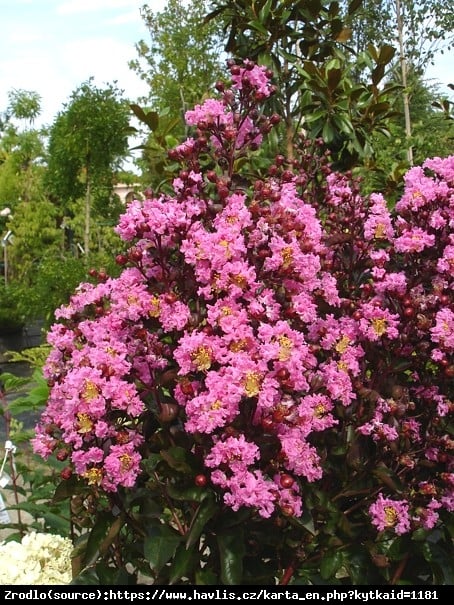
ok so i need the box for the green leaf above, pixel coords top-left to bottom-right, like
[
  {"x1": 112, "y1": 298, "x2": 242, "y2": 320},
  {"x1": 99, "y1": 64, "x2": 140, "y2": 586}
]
[
  {"x1": 167, "y1": 483, "x2": 212, "y2": 503},
  {"x1": 144, "y1": 525, "x2": 182, "y2": 573},
  {"x1": 160, "y1": 446, "x2": 193, "y2": 473},
  {"x1": 378, "y1": 44, "x2": 396, "y2": 65},
  {"x1": 217, "y1": 527, "x2": 245, "y2": 585},
  {"x1": 129, "y1": 105, "x2": 159, "y2": 131},
  {"x1": 82, "y1": 511, "x2": 117, "y2": 567},
  {"x1": 259, "y1": 0, "x2": 273, "y2": 21},
  {"x1": 186, "y1": 495, "x2": 218, "y2": 549},
  {"x1": 247, "y1": 20, "x2": 269, "y2": 36},
  {"x1": 320, "y1": 549, "x2": 344, "y2": 580},
  {"x1": 195, "y1": 568, "x2": 219, "y2": 585},
  {"x1": 327, "y1": 68, "x2": 342, "y2": 91},
  {"x1": 168, "y1": 543, "x2": 197, "y2": 585},
  {"x1": 373, "y1": 464, "x2": 405, "y2": 493},
  {"x1": 348, "y1": 0, "x2": 362, "y2": 15},
  {"x1": 425, "y1": 542, "x2": 454, "y2": 584},
  {"x1": 322, "y1": 120, "x2": 334, "y2": 142}
]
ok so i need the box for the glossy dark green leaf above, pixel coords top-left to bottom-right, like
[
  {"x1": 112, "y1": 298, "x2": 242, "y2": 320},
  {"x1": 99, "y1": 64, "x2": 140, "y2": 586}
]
[
  {"x1": 424, "y1": 542, "x2": 454, "y2": 584},
  {"x1": 186, "y1": 495, "x2": 218, "y2": 549},
  {"x1": 247, "y1": 19, "x2": 269, "y2": 36},
  {"x1": 378, "y1": 44, "x2": 396, "y2": 65},
  {"x1": 348, "y1": 0, "x2": 362, "y2": 15},
  {"x1": 259, "y1": 0, "x2": 273, "y2": 21},
  {"x1": 320, "y1": 549, "x2": 344, "y2": 579},
  {"x1": 144, "y1": 525, "x2": 182, "y2": 572},
  {"x1": 195, "y1": 568, "x2": 219, "y2": 585},
  {"x1": 168, "y1": 543, "x2": 197, "y2": 585},
  {"x1": 217, "y1": 527, "x2": 245, "y2": 585},
  {"x1": 82, "y1": 511, "x2": 116, "y2": 567},
  {"x1": 129, "y1": 104, "x2": 159, "y2": 131},
  {"x1": 167, "y1": 483, "x2": 212, "y2": 503},
  {"x1": 160, "y1": 446, "x2": 193, "y2": 473},
  {"x1": 327, "y1": 68, "x2": 342, "y2": 91}
]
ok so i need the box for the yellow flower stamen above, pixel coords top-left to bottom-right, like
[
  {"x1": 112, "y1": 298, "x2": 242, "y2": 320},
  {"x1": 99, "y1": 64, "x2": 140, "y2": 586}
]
[
  {"x1": 82, "y1": 380, "x2": 99, "y2": 402},
  {"x1": 243, "y1": 371, "x2": 262, "y2": 397},
  {"x1": 282, "y1": 246, "x2": 293, "y2": 269},
  {"x1": 76, "y1": 413, "x2": 93, "y2": 434},
  {"x1": 127, "y1": 294, "x2": 139, "y2": 305},
  {"x1": 229, "y1": 339, "x2": 248, "y2": 352},
  {"x1": 219, "y1": 240, "x2": 232, "y2": 259},
  {"x1": 374, "y1": 223, "x2": 386, "y2": 239},
  {"x1": 149, "y1": 296, "x2": 161, "y2": 318},
  {"x1": 191, "y1": 346, "x2": 213, "y2": 371},
  {"x1": 335, "y1": 335, "x2": 350, "y2": 354},
  {"x1": 230, "y1": 274, "x2": 248, "y2": 289},
  {"x1": 314, "y1": 403, "x2": 326, "y2": 418},
  {"x1": 84, "y1": 468, "x2": 103, "y2": 486},
  {"x1": 119, "y1": 453, "x2": 133, "y2": 472},
  {"x1": 278, "y1": 335, "x2": 293, "y2": 361},
  {"x1": 371, "y1": 317, "x2": 387, "y2": 336},
  {"x1": 384, "y1": 505, "x2": 398, "y2": 527}
]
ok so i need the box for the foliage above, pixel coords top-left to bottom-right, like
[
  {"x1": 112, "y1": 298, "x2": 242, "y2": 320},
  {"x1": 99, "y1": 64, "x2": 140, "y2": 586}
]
[
  {"x1": 206, "y1": 0, "x2": 401, "y2": 168},
  {"x1": 131, "y1": 0, "x2": 224, "y2": 117},
  {"x1": 0, "y1": 348, "x2": 71, "y2": 543},
  {"x1": 7, "y1": 197, "x2": 61, "y2": 284},
  {"x1": 0, "y1": 284, "x2": 27, "y2": 334},
  {"x1": 29, "y1": 61, "x2": 454, "y2": 585},
  {"x1": 357, "y1": 77, "x2": 454, "y2": 201},
  {"x1": 347, "y1": 0, "x2": 454, "y2": 76},
  {"x1": 45, "y1": 79, "x2": 132, "y2": 256},
  {"x1": 129, "y1": 0, "x2": 225, "y2": 188}
]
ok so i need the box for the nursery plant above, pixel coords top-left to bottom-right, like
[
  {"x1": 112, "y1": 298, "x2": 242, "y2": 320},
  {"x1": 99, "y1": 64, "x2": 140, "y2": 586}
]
[{"x1": 31, "y1": 59, "x2": 453, "y2": 585}]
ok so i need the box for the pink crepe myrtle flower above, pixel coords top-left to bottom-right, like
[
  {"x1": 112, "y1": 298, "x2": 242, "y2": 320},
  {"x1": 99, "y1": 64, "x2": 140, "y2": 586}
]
[
  {"x1": 364, "y1": 193, "x2": 394, "y2": 241},
  {"x1": 431, "y1": 308, "x2": 454, "y2": 351},
  {"x1": 394, "y1": 227, "x2": 435, "y2": 253},
  {"x1": 358, "y1": 303, "x2": 400, "y2": 342},
  {"x1": 369, "y1": 494, "x2": 411, "y2": 535}
]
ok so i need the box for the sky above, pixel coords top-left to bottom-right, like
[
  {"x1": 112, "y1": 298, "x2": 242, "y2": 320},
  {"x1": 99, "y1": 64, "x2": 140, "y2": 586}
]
[
  {"x1": 0, "y1": 0, "x2": 453, "y2": 131},
  {"x1": 0, "y1": 0, "x2": 163, "y2": 127}
]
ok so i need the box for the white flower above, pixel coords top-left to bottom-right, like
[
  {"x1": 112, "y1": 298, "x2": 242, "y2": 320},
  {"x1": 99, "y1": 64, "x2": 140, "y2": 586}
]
[{"x1": 0, "y1": 532, "x2": 73, "y2": 585}]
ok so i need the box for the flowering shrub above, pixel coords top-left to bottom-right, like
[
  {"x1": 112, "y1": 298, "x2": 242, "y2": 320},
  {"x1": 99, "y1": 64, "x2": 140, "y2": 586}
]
[
  {"x1": 0, "y1": 532, "x2": 73, "y2": 584},
  {"x1": 31, "y1": 60, "x2": 453, "y2": 585}
]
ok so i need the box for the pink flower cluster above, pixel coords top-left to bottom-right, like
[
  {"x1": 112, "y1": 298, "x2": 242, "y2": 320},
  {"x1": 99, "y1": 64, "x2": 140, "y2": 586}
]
[{"x1": 33, "y1": 60, "x2": 453, "y2": 534}]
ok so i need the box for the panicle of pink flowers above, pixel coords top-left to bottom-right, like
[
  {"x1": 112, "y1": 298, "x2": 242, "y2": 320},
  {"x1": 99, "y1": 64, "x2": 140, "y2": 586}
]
[{"x1": 32, "y1": 59, "x2": 453, "y2": 535}]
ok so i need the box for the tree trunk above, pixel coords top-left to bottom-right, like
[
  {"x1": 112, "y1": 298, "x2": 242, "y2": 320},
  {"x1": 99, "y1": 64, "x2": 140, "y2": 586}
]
[
  {"x1": 84, "y1": 172, "x2": 91, "y2": 258},
  {"x1": 395, "y1": 0, "x2": 413, "y2": 166}
]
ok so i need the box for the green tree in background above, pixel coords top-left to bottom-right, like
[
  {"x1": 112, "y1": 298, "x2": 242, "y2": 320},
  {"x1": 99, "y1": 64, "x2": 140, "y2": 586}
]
[
  {"x1": 347, "y1": 0, "x2": 454, "y2": 164},
  {"x1": 0, "y1": 89, "x2": 47, "y2": 208},
  {"x1": 45, "y1": 79, "x2": 131, "y2": 258},
  {"x1": 129, "y1": 0, "x2": 225, "y2": 189}
]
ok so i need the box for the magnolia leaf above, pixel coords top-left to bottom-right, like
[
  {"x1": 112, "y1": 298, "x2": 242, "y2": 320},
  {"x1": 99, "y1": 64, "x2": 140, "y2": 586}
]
[
  {"x1": 335, "y1": 27, "x2": 352, "y2": 43},
  {"x1": 129, "y1": 104, "x2": 159, "y2": 131},
  {"x1": 378, "y1": 44, "x2": 396, "y2": 65},
  {"x1": 247, "y1": 19, "x2": 269, "y2": 36}
]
